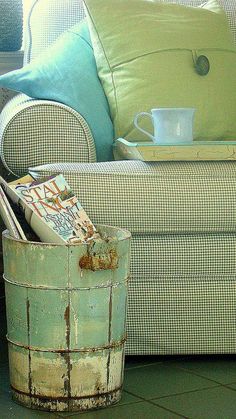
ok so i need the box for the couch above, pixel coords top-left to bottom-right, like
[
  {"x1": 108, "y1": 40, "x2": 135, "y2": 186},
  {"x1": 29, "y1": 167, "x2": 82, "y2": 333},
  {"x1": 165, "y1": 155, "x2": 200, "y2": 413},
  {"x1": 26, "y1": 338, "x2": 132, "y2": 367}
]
[{"x1": 0, "y1": 0, "x2": 236, "y2": 355}]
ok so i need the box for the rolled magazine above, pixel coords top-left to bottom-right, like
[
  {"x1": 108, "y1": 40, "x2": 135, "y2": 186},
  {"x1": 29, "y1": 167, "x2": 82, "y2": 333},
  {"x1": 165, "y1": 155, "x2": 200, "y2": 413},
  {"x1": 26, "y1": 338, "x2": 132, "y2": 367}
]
[{"x1": 0, "y1": 174, "x2": 99, "y2": 244}]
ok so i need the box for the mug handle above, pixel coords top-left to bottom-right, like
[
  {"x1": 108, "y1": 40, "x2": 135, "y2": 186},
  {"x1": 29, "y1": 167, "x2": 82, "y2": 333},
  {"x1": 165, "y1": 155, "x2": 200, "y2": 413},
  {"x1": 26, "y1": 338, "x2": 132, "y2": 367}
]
[{"x1": 134, "y1": 112, "x2": 155, "y2": 141}]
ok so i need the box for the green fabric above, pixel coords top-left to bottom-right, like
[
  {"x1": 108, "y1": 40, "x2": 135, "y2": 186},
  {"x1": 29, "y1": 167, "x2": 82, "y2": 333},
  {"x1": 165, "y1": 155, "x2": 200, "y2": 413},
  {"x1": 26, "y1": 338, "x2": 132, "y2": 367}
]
[
  {"x1": 0, "y1": 21, "x2": 114, "y2": 162},
  {"x1": 84, "y1": 0, "x2": 236, "y2": 142}
]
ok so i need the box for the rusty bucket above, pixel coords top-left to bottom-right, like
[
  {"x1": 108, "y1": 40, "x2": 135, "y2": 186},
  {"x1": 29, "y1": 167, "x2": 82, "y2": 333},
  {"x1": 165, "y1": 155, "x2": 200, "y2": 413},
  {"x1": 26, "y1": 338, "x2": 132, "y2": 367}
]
[{"x1": 3, "y1": 224, "x2": 131, "y2": 412}]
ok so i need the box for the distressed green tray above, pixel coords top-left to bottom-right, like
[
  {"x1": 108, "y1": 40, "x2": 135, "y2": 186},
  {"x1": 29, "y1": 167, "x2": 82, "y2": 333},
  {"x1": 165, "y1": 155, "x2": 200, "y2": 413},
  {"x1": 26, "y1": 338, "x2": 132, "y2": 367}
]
[{"x1": 113, "y1": 138, "x2": 236, "y2": 161}]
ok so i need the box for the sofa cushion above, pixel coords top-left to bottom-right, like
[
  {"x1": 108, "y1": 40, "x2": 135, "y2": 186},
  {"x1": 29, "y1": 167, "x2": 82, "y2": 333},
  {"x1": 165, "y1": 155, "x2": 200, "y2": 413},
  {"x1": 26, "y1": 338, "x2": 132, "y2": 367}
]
[
  {"x1": 0, "y1": 21, "x2": 114, "y2": 162},
  {"x1": 84, "y1": 0, "x2": 236, "y2": 142},
  {"x1": 29, "y1": 160, "x2": 236, "y2": 235}
]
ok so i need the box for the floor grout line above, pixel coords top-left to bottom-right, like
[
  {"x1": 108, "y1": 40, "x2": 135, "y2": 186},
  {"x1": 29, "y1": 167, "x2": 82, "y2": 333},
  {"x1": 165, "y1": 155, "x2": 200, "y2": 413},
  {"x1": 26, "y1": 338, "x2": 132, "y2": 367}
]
[
  {"x1": 145, "y1": 399, "x2": 190, "y2": 419},
  {"x1": 56, "y1": 399, "x2": 152, "y2": 418},
  {"x1": 171, "y1": 365, "x2": 236, "y2": 387},
  {"x1": 124, "y1": 361, "x2": 164, "y2": 370},
  {"x1": 124, "y1": 383, "x2": 223, "y2": 402},
  {"x1": 219, "y1": 383, "x2": 236, "y2": 390},
  {"x1": 122, "y1": 390, "x2": 190, "y2": 418}
]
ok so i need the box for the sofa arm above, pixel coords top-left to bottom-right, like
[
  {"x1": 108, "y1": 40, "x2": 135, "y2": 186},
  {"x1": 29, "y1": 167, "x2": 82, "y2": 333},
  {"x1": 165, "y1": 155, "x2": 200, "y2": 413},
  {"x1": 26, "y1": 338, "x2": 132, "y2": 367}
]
[{"x1": 0, "y1": 94, "x2": 96, "y2": 177}]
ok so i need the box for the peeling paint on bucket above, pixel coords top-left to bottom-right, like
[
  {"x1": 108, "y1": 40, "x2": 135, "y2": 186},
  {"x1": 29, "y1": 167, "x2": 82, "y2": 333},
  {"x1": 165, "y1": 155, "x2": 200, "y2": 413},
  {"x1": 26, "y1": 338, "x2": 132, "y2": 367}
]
[{"x1": 3, "y1": 225, "x2": 131, "y2": 412}]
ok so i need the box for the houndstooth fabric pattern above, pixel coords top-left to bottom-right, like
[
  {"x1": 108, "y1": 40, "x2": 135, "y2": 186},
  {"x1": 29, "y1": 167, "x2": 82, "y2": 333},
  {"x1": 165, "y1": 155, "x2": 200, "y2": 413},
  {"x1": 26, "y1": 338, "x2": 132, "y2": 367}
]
[
  {"x1": 29, "y1": 161, "x2": 236, "y2": 235},
  {"x1": 127, "y1": 233, "x2": 236, "y2": 354},
  {"x1": 0, "y1": 1, "x2": 93, "y2": 176},
  {"x1": 0, "y1": 88, "x2": 17, "y2": 114},
  {"x1": 130, "y1": 233, "x2": 236, "y2": 278},
  {"x1": 126, "y1": 250, "x2": 236, "y2": 354},
  {"x1": 25, "y1": 0, "x2": 85, "y2": 63},
  {"x1": 29, "y1": 162, "x2": 236, "y2": 354},
  {"x1": 0, "y1": 95, "x2": 96, "y2": 177}
]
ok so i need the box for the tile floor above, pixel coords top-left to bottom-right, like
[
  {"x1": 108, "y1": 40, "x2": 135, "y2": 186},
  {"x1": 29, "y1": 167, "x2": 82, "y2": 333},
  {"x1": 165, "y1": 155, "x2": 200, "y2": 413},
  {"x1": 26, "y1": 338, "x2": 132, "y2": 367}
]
[{"x1": 1, "y1": 290, "x2": 236, "y2": 419}]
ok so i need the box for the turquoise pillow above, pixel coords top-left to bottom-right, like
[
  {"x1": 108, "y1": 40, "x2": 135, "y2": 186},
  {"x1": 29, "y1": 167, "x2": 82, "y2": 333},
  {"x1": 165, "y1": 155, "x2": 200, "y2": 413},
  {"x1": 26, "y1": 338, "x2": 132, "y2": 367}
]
[{"x1": 0, "y1": 21, "x2": 114, "y2": 162}]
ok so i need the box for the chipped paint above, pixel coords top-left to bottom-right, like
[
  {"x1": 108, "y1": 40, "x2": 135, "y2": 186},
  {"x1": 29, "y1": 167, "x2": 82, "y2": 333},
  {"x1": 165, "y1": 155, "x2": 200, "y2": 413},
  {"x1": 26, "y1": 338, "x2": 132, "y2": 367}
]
[
  {"x1": 4, "y1": 226, "x2": 131, "y2": 412},
  {"x1": 70, "y1": 304, "x2": 79, "y2": 346}
]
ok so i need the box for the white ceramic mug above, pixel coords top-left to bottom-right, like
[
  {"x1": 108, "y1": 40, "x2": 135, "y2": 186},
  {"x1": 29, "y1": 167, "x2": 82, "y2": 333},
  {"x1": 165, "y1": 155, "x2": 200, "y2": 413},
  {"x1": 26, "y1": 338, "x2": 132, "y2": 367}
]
[{"x1": 134, "y1": 108, "x2": 195, "y2": 144}]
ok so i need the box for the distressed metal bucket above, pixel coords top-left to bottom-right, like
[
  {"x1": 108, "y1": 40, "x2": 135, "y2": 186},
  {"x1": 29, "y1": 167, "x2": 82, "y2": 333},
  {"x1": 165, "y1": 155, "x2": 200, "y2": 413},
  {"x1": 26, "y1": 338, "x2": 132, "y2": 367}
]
[{"x1": 3, "y1": 224, "x2": 131, "y2": 412}]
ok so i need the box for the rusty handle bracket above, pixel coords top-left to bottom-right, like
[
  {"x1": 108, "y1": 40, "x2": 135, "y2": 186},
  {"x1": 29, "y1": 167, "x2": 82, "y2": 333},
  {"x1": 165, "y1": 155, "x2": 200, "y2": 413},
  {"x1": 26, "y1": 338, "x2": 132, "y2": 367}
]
[{"x1": 79, "y1": 248, "x2": 118, "y2": 271}]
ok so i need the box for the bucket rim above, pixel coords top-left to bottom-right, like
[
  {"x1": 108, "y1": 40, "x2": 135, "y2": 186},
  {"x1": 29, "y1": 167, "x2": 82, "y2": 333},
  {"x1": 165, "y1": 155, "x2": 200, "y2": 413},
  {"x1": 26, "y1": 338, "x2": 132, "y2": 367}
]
[{"x1": 2, "y1": 224, "x2": 131, "y2": 246}]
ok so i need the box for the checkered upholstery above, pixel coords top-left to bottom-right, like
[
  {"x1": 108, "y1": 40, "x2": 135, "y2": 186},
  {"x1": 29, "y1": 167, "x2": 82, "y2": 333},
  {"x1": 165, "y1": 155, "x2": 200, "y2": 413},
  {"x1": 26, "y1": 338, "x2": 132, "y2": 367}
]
[
  {"x1": 0, "y1": 0, "x2": 92, "y2": 176},
  {"x1": 127, "y1": 266, "x2": 236, "y2": 355},
  {"x1": 24, "y1": 0, "x2": 85, "y2": 63},
  {"x1": 30, "y1": 160, "x2": 236, "y2": 355},
  {"x1": 2, "y1": 0, "x2": 236, "y2": 354},
  {"x1": 29, "y1": 161, "x2": 236, "y2": 235},
  {"x1": 0, "y1": 95, "x2": 96, "y2": 177}
]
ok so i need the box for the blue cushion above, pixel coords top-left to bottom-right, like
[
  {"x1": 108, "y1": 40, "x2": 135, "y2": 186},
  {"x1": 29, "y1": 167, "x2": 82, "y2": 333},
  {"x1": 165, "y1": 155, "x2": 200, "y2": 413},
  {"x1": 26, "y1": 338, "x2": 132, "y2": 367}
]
[{"x1": 0, "y1": 21, "x2": 114, "y2": 162}]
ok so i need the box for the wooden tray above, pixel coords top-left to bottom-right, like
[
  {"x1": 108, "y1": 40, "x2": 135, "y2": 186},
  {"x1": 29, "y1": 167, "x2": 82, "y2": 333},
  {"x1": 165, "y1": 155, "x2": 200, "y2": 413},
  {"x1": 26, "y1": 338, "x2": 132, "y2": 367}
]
[{"x1": 113, "y1": 138, "x2": 236, "y2": 161}]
